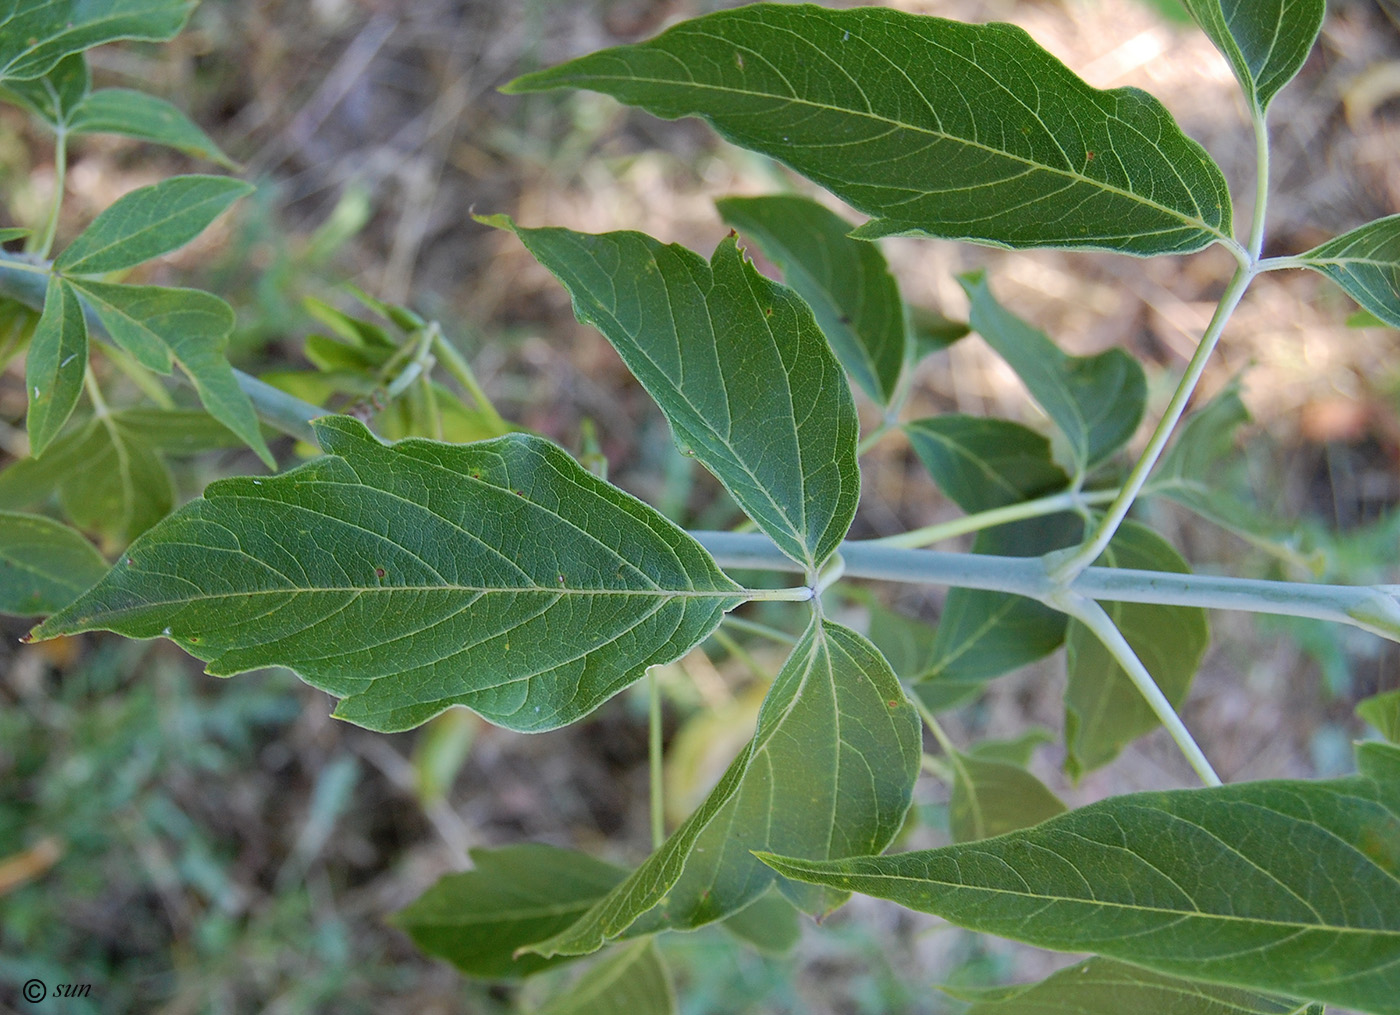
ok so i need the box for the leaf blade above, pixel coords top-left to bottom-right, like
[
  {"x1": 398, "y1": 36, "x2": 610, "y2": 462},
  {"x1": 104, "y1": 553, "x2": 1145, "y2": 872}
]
[
  {"x1": 32, "y1": 416, "x2": 748, "y2": 733},
  {"x1": 25, "y1": 275, "x2": 88, "y2": 456},
  {"x1": 54, "y1": 174, "x2": 252, "y2": 275},
  {"x1": 0, "y1": 0, "x2": 194, "y2": 83},
  {"x1": 506, "y1": 4, "x2": 1233, "y2": 255},
  {"x1": 1298, "y1": 215, "x2": 1400, "y2": 329},
  {"x1": 1180, "y1": 0, "x2": 1324, "y2": 113},
  {"x1": 0, "y1": 510, "x2": 107, "y2": 616},
  {"x1": 68, "y1": 88, "x2": 236, "y2": 167}
]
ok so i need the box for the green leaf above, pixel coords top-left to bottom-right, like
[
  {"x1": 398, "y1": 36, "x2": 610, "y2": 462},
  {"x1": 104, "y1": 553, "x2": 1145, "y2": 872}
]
[
  {"x1": 1358, "y1": 740, "x2": 1400, "y2": 783},
  {"x1": 759, "y1": 769, "x2": 1400, "y2": 1015},
  {"x1": 391, "y1": 844, "x2": 627, "y2": 979},
  {"x1": 960, "y1": 271, "x2": 1146, "y2": 475},
  {"x1": 719, "y1": 889, "x2": 802, "y2": 957},
  {"x1": 0, "y1": 228, "x2": 32, "y2": 243},
  {"x1": 535, "y1": 940, "x2": 676, "y2": 1015},
  {"x1": 107, "y1": 408, "x2": 243, "y2": 455},
  {"x1": 716, "y1": 194, "x2": 906, "y2": 405},
  {"x1": 70, "y1": 280, "x2": 273, "y2": 464},
  {"x1": 0, "y1": 0, "x2": 194, "y2": 83},
  {"x1": 0, "y1": 295, "x2": 40, "y2": 370},
  {"x1": 495, "y1": 218, "x2": 859, "y2": 571},
  {"x1": 948, "y1": 749, "x2": 1066, "y2": 843},
  {"x1": 967, "y1": 729, "x2": 1056, "y2": 767},
  {"x1": 0, "y1": 510, "x2": 107, "y2": 616},
  {"x1": 506, "y1": 4, "x2": 1232, "y2": 255},
  {"x1": 957, "y1": 956, "x2": 1316, "y2": 1015},
  {"x1": 25, "y1": 275, "x2": 88, "y2": 457},
  {"x1": 528, "y1": 620, "x2": 920, "y2": 957},
  {"x1": 54, "y1": 174, "x2": 252, "y2": 275},
  {"x1": 0, "y1": 52, "x2": 89, "y2": 126},
  {"x1": 863, "y1": 597, "x2": 938, "y2": 681},
  {"x1": 68, "y1": 88, "x2": 236, "y2": 167},
  {"x1": 1064, "y1": 522, "x2": 1209, "y2": 777},
  {"x1": 1298, "y1": 215, "x2": 1400, "y2": 329},
  {"x1": 32, "y1": 417, "x2": 748, "y2": 733},
  {"x1": 910, "y1": 306, "x2": 970, "y2": 359},
  {"x1": 1358, "y1": 689, "x2": 1400, "y2": 744},
  {"x1": 904, "y1": 415, "x2": 1070, "y2": 513},
  {"x1": 1180, "y1": 0, "x2": 1324, "y2": 113}
]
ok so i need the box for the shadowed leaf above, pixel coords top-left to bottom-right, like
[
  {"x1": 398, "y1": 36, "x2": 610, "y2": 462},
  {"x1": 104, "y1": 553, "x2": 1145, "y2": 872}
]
[
  {"x1": 1181, "y1": 0, "x2": 1324, "y2": 113},
  {"x1": 69, "y1": 88, "x2": 236, "y2": 167},
  {"x1": 0, "y1": 511, "x2": 107, "y2": 616},
  {"x1": 535, "y1": 940, "x2": 676, "y2": 1015},
  {"x1": 1298, "y1": 215, "x2": 1400, "y2": 329},
  {"x1": 25, "y1": 276, "x2": 87, "y2": 457}
]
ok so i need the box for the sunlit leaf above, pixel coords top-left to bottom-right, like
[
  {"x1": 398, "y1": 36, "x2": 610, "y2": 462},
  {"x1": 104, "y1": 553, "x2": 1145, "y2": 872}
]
[
  {"x1": 54, "y1": 174, "x2": 252, "y2": 275},
  {"x1": 948, "y1": 749, "x2": 1066, "y2": 843},
  {"x1": 535, "y1": 940, "x2": 676, "y2": 1015},
  {"x1": 1358, "y1": 689, "x2": 1400, "y2": 744},
  {"x1": 957, "y1": 956, "x2": 1317, "y2": 1015},
  {"x1": 69, "y1": 88, "x2": 236, "y2": 167},
  {"x1": 71, "y1": 280, "x2": 273, "y2": 465},
  {"x1": 717, "y1": 194, "x2": 906, "y2": 405},
  {"x1": 25, "y1": 275, "x2": 88, "y2": 457},
  {"x1": 32, "y1": 417, "x2": 749, "y2": 733},
  {"x1": 0, "y1": 52, "x2": 88, "y2": 126},
  {"x1": 0, "y1": 0, "x2": 194, "y2": 83},
  {"x1": 960, "y1": 271, "x2": 1146, "y2": 475},
  {"x1": 0, "y1": 510, "x2": 107, "y2": 616},
  {"x1": 759, "y1": 766, "x2": 1400, "y2": 1014},
  {"x1": 506, "y1": 4, "x2": 1232, "y2": 255},
  {"x1": 1298, "y1": 215, "x2": 1400, "y2": 329},
  {"x1": 1180, "y1": 0, "x2": 1324, "y2": 113},
  {"x1": 494, "y1": 217, "x2": 859, "y2": 571},
  {"x1": 391, "y1": 844, "x2": 626, "y2": 979},
  {"x1": 1064, "y1": 522, "x2": 1209, "y2": 778},
  {"x1": 528, "y1": 620, "x2": 920, "y2": 957}
]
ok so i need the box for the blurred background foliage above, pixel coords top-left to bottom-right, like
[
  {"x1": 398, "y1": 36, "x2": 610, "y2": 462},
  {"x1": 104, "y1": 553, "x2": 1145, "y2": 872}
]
[{"x1": 2, "y1": 0, "x2": 1399, "y2": 1011}]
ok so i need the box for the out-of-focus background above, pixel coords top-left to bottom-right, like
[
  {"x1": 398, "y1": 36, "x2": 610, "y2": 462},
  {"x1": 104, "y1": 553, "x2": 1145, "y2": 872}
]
[{"x1": 2, "y1": 0, "x2": 1398, "y2": 1011}]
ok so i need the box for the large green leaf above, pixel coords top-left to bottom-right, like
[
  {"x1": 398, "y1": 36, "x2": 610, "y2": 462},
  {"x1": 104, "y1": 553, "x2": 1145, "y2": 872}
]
[
  {"x1": 535, "y1": 941, "x2": 676, "y2": 1015},
  {"x1": 25, "y1": 275, "x2": 88, "y2": 457},
  {"x1": 32, "y1": 416, "x2": 748, "y2": 733},
  {"x1": 71, "y1": 280, "x2": 272, "y2": 464},
  {"x1": 506, "y1": 4, "x2": 1232, "y2": 255},
  {"x1": 0, "y1": 52, "x2": 88, "y2": 126},
  {"x1": 69, "y1": 88, "x2": 235, "y2": 167},
  {"x1": 0, "y1": 0, "x2": 194, "y2": 83},
  {"x1": 908, "y1": 416, "x2": 1078, "y2": 708},
  {"x1": 948, "y1": 749, "x2": 1066, "y2": 843},
  {"x1": 1181, "y1": 0, "x2": 1324, "y2": 113},
  {"x1": 0, "y1": 414, "x2": 174, "y2": 549},
  {"x1": 495, "y1": 218, "x2": 858, "y2": 572},
  {"x1": 759, "y1": 767, "x2": 1400, "y2": 1014},
  {"x1": 957, "y1": 957, "x2": 1318, "y2": 1015},
  {"x1": 1298, "y1": 215, "x2": 1400, "y2": 329},
  {"x1": 527, "y1": 620, "x2": 921, "y2": 957},
  {"x1": 716, "y1": 194, "x2": 905, "y2": 405},
  {"x1": 54, "y1": 174, "x2": 252, "y2": 275},
  {"x1": 391, "y1": 844, "x2": 626, "y2": 979},
  {"x1": 1064, "y1": 522, "x2": 1209, "y2": 778},
  {"x1": 0, "y1": 510, "x2": 107, "y2": 616},
  {"x1": 960, "y1": 271, "x2": 1146, "y2": 476}
]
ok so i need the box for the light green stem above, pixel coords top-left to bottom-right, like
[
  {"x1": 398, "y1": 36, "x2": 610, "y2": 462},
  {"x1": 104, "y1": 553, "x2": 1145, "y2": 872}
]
[
  {"x1": 1052, "y1": 591, "x2": 1221, "y2": 786},
  {"x1": 648, "y1": 670, "x2": 664, "y2": 849},
  {"x1": 1247, "y1": 106, "x2": 1271, "y2": 262},
  {"x1": 720, "y1": 615, "x2": 798, "y2": 645},
  {"x1": 32, "y1": 127, "x2": 67, "y2": 261},
  {"x1": 875, "y1": 488, "x2": 1117, "y2": 550},
  {"x1": 1047, "y1": 261, "x2": 1255, "y2": 583},
  {"x1": 430, "y1": 328, "x2": 508, "y2": 433}
]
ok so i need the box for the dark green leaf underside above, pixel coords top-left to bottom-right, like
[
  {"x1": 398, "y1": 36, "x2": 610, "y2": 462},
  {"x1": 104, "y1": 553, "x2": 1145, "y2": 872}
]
[
  {"x1": 507, "y1": 4, "x2": 1232, "y2": 255},
  {"x1": 1181, "y1": 0, "x2": 1324, "y2": 112},
  {"x1": 33, "y1": 416, "x2": 746, "y2": 733}
]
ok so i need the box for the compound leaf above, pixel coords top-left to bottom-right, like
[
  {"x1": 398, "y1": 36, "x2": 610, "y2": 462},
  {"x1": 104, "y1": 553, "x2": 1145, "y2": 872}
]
[
  {"x1": 391, "y1": 844, "x2": 626, "y2": 979},
  {"x1": 717, "y1": 194, "x2": 906, "y2": 405},
  {"x1": 55, "y1": 174, "x2": 252, "y2": 275},
  {"x1": 948, "y1": 749, "x2": 1066, "y2": 843},
  {"x1": 535, "y1": 940, "x2": 676, "y2": 1015},
  {"x1": 32, "y1": 417, "x2": 748, "y2": 734},
  {"x1": 69, "y1": 88, "x2": 235, "y2": 167},
  {"x1": 0, "y1": 0, "x2": 194, "y2": 83},
  {"x1": 528, "y1": 620, "x2": 920, "y2": 957},
  {"x1": 25, "y1": 275, "x2": 88, "y2": 457},
  {"x1": 1180, "y1": 0, "x2": 1324, "y2": 113},
  {"x1": 496, "y1": 218, "x2": 858, "y2": 572},
  {"x1": 1298, "y1": 215, "x2": 1400, "y2": 329},
  {"x1": 0, "y1": 510, "x2": 107, "y2": 616},
  {"x1": 759, "y1": 768, "x2": 1400, "y2": 1014},
  {"x1": 960, "y1": 271, "x2": 1146, "y2": 475},
  {"x1": 1065, "y1": 522, "x2": 1209, "y2": 778},
  {"x1": 71, "y1": 280, "x2": 272, "y2": 465},
  {"x1": 957, "y1": 956, "x2": 1318, "y2": 1015},
  {"x1": 506, "y1": 4, "x2": 1232, "y2": 255}
]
